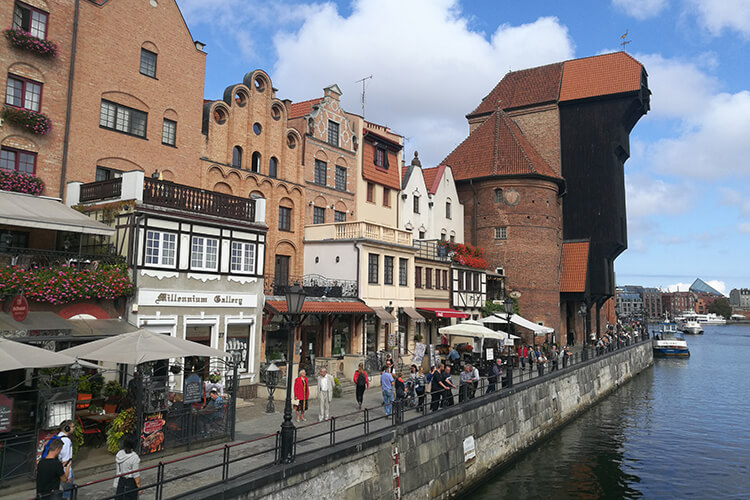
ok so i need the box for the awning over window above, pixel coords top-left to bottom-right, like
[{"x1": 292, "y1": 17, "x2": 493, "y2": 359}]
[
  {"x1": 0, "y1": 312, "x2": 74, "y2": 331},
  {"x1": 370, "y1": 306, "x2": 397, "y2": 323},
  {"x1": 401, "y1": 307, "x2": 425, "y2": 322},
  {"x1": 418, "y1": 307, "x2": 470, "y2": 319},
  {"x1": 266, "y1": 300, "x2": 373, "y2": 315},
  {"x1": 0, "y1": 191, "x2": 114, "y2": 236}
]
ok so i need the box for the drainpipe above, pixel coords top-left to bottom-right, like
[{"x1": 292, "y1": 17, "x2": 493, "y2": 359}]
[
  {"x1": 469, "y1": 179, "x2": 478, "y2": 246},
  {"x1": 58, "y1": 0, "x2": 81, "y2": 198}
]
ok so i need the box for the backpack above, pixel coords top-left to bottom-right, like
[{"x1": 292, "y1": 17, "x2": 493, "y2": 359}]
[
  {"x1": 40, "y1": 435, "x2": 62, "y2": 460},
  {"x1": 356, "y1": 372, "x2": 367, "y2": 387}
]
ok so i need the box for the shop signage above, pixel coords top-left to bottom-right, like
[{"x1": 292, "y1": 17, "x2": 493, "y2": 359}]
[
  {"x1": 138, "y1": 290, "x2": 258, "y2": 308},
  {"x1": 412, "y1": 343, "x2": 426, "y2": 365},
  {"x1": 141, "y1": 412, "x2": 165, "y2": 455},
  {"x1": 10, "y1": 295, "x2": 29, "y2": 322},
  {"x1": 0, "y1": 394, "x2": 13, "y2": 432},
  {"x1": 183, "y1": 373, "x2": 203, "y2": 404}
]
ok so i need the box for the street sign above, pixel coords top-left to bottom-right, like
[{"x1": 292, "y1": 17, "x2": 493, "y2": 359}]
[{"x1": 10, "y1": 295, "x2": 29, "y2": 322}]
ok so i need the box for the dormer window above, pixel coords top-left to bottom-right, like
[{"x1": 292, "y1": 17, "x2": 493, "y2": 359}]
[{"x1": 374, "y1": 145, "x2": 388, "y2": 169}]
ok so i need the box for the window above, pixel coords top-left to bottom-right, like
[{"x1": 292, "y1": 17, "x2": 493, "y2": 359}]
[
  {"x1": 95, "y1": 166, "x2": 121, "y2": 181},
  {"x1": 374, "y1": 146, "x2": 389, "y2": 168},
  {"x1": 5, "y1": 75, "x2": 41, "y2": 112},
  {"x1": 334, "y1": 210, "x2": 346, "y2": 223},
  {"x1": 278, "y1": 206, "x2": 291, "y2": 231},
  {"x1": 450, "y1": 235, "x2": 455, "y2": 243},
  {"x1": 313, "y1": 206, "x2": 325, "y2": 224},
  {"x1": 314, "y1": 160, "x2": 327, "y2": 185},
  {"x1": 399, "y1": 258, "x2": 408, "y2": 286},
  {"x1": 366, "y1": 182, "x2": 375, "y2": 203},
  {"x1": 232, "y1": 146, "x2": 242, "y2": 168},
  {"x1": 494, "y1": 188, "x2": 503, "y2": 203},
  {"x1": 441, "y1": 231, "x2": 447, "y2": 241},
  {"x1": 335, "y1": 166, "x2": 347, "y2": 191},
  {"x1": 458, "y1": 270, "x2": 464, "y2": 291},
  {"x1": 161, "y1": 119, "x2": 176, "y2": 146},
  {"x1": 0, "y1": 147, "x2": 35, "y2": 174},
  {"x1": 442, "y1": 270, "x2": 448, "y2": 289},
  {"x1": 144, "y1": 230, "x2": 176, "y2": 267},
  {"x1": 418, "y1": 230, "x2": 425, "y2": 239},
  {"x1": 13, "y1": 2, "x2": 48, "y2": 39},
  {"x1": 435, "y1": 270, "x2": 441, "y2": 289},
  {"x1": 368, "y1": 254, "x2": 379, "y2": 284},
  {"x1": 415, "y1": 266, "x2": 422, "y2": 288},
  {"x1": 383, "y1": 188, "x2": 391, "y2": 207},
  {"x1": 140, "y1": 49, "x2": 157, "y2": 78},
  {"x1": 230, "y1": 241, "x2": 255, "y2": 273},
  {"x1": 413, "y1": 195, "x2": 420, "y2": 214},
  {"x1": 384, "y1": 256, "x2": 394, "y2": 285},
  {"x1": 327, "y1": 120, "x2": 339, "y2": 146},
  {"x1": 474, "y1": 272, "x2": 480, "y2": 291},
  {"x1": 100, "y1": 100, "x2": 147, "y2": 138},
  {"x1": 251, "y1": 152, "x2": 261, "y2": 173},
  {"x1": 446, "y1": 201, "x2": 452, "y2": 219},
  {"x1": 425, "y1": 268, "x2": 432, "y2": 289},
  {"x1": 191, "y1": 236, "x2": 219, "y2": 271},
  {"x1": 269, "y1": 157, "x2": 278, "y2": 178},
  {"x1": 495, "y1": 227, "x2": 507, "y2": 240}
]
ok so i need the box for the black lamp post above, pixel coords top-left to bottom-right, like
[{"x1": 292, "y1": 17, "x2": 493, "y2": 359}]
[
  {"x1": 503, "y1": 298, "x2": 514, "y2": 385},
  {"x1": 265, "y1": 362, "x2": 279, "y2": 414},
  {"x1": 279, "y1": 283, "x2": 306, "y2": 463}
]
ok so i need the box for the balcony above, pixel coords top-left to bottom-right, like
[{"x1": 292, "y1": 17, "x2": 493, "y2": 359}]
[
  {"x1": 414, "y1": 239, "x2": 450, "y2": 262},
  {"x1": 264, "y1": 274, "x2": 358, "y2": 298},
  {"x1": 71, "y1": 172, "x2": 264, "y2": 225},
  {"x1": 305, "y1": 222, "x2": 412, "y2": 247}
]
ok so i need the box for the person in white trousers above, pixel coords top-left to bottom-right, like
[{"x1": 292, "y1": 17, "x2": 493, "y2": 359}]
[{"x1": 317, "y1": 367, "x2": 334, "y2": 421}]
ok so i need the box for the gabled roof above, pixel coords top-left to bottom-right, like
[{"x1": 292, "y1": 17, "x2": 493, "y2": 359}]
[
  {"x1": 468, "y1": 52, "x2": 644, "y2": 118},
  {"x1": 560, "y1": 241, "x2": 589, "y2": 293},
  {"x1": 443, "y1": 110, "x2": 561, "y2": 182},
  {"x1": 289, "y1": 98, "x2": 323, "y2": 119},
  {"x1": 689, "y1": 278, "x2": 724, "y2": 297},
  {"x1": 401, "y1": 165, "x2": 410, "y2": 189},
  {"x1": 421, "y1": 165, "x2": 445, "y2": 195}
]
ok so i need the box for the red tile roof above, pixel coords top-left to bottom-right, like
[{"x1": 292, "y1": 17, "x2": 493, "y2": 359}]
[
  {"x1": 443, "y1": 110, "x2": 561, "y2": 182},
  {"x1": 468, "y1": 52, "x2": 643, "y2": 117},
  {"x1": 560, "y1": 241, "x2": 589, "y2": 293},
  {"x1": 559, "y1": 52, "x2": 643, "y2": 102},
  {"x1": 266, "y1": 300, "x2": 373, "y2": 314},
  {"x1": 288, "y1": 98, "x2": 323, "y2": 119},
  {"x1": 421, "y1": 165, "x2": 444, "y2": 195}
]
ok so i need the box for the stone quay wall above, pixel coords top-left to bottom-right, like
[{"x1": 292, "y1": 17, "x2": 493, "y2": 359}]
[{"x1": 188, "y1": 340, "x2": 653, "y2": 499}]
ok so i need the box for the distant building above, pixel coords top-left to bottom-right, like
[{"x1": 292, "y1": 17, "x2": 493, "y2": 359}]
[
  {"x1": 642, "y1": 287, "x2": 662, "y2": 320},
  {"x1": 615, "y1": 287, "x2": 643, "y2": 317},
  {"x1": 729, "y1": 288, "x2": 750, "y2": 308},
  {"x1": 689, "y1": 278, "x2": 724, "y2": 297},
  {"x1": 661, "y1": 291, "x2": 696, "y2": 318}
]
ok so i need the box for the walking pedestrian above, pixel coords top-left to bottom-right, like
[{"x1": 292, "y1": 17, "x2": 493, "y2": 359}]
[
  {"x1": 317, "y1": 367, "x2": 334, "y2": 421},
  {"x1": 459, "y1": 365, "x2": 472, "y2": 403},
  {"x1": 487, "y1": 358, "x2": 503, "y2": 393},
  {"x1": 380, "y1": 366, "x2": 395, "y2": 416},
  {"x1": 36, "y1": 438, "x2": 70, "y2": 500},
  {"x1": 56, "y1": 420, "x2": 75, "y2": 499},
  {"x1": 293, "y1": 369, "x2": 309, "y2": 422},
  {"x1": 550, "y1": 346, "x2": 559, "y2": 372},
  {"x1": 518, "y1": 345, "x2": 527, "y2": 371},
  {"x1": 562, "y1": 345, "x2": 571, "y2": 368},
  {"x1": 113, "y1": 437, "x2": 140, "y2": 500},
  {"x1": 440, "y1": 365, "x2": 456, "y2": 407},
  {"x1": 470, "y1": 363, "x2": 480, "y2": 398},
  {"x1": 427, "y1": 365, "x2": 442, "y2": 412},
  {"x1": 353, "y1": 363, "x2": 369, "y2": 410},
  {"x1": 527, "y1": 346, "x2": 535, "y2": 373},
  {"x1": 415, "y1": 366, "x2": 427, "y2": 411},
  {"x1": 536, "y1": 348, "x2": 546, "y2": 376}
]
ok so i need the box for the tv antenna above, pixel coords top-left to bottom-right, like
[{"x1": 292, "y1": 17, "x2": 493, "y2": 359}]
[
  {"x1": 620, "y1": 29, "x2": 631, "y2": 50},
  {"x1": 355, "y1": 75, "x2": 373, "y2": 119}
]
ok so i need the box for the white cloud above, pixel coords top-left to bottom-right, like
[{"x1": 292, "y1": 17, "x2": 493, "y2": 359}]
[
  {"x1": 612, "y1": 0, "x2": 669, "y2": 20},
  {"x1": 721, "y1": 188, "x2": 750, "y2": 218},
  {"x1": 666, "y1": 282, "x2": 691, "y2": 292},
  {"x1": 271, "y1": 0, "x2": 575, "y2": 166},
  {"x1": 685, "y1": 0, "x2": 750, "y2": 39},
  {"x1": 705, "y1": 280, "x2": 727, "y2": 295},
  {"x1": 625, "y1": 174, "x2": 692, "y2": 218},
  {"x1": 739, "y1": 222, "x2": 750, "y2": 234}
]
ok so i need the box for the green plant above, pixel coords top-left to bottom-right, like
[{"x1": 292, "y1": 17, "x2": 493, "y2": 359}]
[
  {"x1": 4, "y1": 28, "x2": 58, "y2": 57},
  {"x1": 413, "y1": 332, "x2": 424, "y2": 343},
  {"x1": 39, "y1": 368, "x2": 72, "y2": 388},
  {"x1": 208, "y1": 370, "x2": 222, "y2": 383},
  {"x1": 103, "y1": 380, "x2": 126, "y2": 398},
  {"x1": 88, "y1": 404, "x2": 103, "y2": 414},
  {"x1": 332, "y1": 377, "x2": 342, "y2": 398},
  {"x1": 1, "y1": 105, "x2": 52, "y2": 135},
  {"x1": 106, "y1": 407, "x2": 136, "y2": 454},
  {"x1": 72, "y1": 420, "x2": 84, "y2": 457},
  {"x1": 76, "y1": 376, "x2": 92, "y2": 394}
]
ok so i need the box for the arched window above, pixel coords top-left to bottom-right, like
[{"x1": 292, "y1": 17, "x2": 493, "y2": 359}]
[
  {"x1": 269, "y1": 157, "x2": 278, "y2": 178},
  {"x1": 232, "y1": 146, "x2": 242, "y2": 168},
  {"x1": 251, "y1": 151, "x2": 261, "y2": 173}
]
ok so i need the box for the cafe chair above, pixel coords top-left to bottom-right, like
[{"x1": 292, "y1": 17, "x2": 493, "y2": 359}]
[{"x1": 77, "y1": 416, "x2": 104, "y2": 447}]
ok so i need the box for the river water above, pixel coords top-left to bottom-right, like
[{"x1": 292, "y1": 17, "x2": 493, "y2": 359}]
[{"x1": 470, "y1": 324, "x2": 750, "y2": 499}]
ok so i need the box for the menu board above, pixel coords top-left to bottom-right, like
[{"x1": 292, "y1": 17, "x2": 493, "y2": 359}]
[
  {"x1": 412, "y1": 343, "x2": 426, "y2": 366},
  {"x1": 141, "y1": 412, "x2": 165, "y2": 455},
  {"x1": 183, "y1": 373, "x2": 203, "y2": 404},
  {"x1": 0, "y1": 394, "x2": 12, "y2": 433}
]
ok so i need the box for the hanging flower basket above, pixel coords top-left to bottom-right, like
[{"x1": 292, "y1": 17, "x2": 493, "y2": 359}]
[
  {"x1": 4, "y1": 29, "x2": 58, "y2": 57},
  {"x1": 0, "y1": 169, "x2": 44, "y2": 195},
  {"x1": 1, "y1": 106, "x2": 52, "y2": 135}
]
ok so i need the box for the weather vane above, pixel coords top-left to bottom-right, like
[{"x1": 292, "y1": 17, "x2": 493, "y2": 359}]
[{"x1": 620, "y1": 29, "x2": 631, "y2": 50}]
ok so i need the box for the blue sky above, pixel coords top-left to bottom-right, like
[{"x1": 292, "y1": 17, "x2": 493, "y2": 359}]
[{"x1": 177, "y1": 0, "x2": 750, "y2": 295}]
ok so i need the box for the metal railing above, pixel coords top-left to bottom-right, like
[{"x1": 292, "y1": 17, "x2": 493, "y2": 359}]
[
  {"x1": 68, "y1": 335, "x2": 650, "y2": 499},
  {"x1": 143, "y1": 178, "x2": 256, "y2": 223},
  {"x1": 0, "y1": 247, "x2": 124, "y2": 270},
  {"x1": 263, "y1": 274, "x2": 358, "y2": 298},
  {"x1": 79, "y1": 177, "x2": 123, "y2": 202},
  {"x1": 413, "y1": 239, "x2": 450, "y2": 262}
]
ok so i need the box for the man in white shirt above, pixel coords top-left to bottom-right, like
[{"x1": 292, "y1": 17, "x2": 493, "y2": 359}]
[
  {"x1": 317, "y1": 367, "x2": 334, "y2": 421},
  {"x1": 56, "y1": 419, "x2": 75, "y2": 498}
]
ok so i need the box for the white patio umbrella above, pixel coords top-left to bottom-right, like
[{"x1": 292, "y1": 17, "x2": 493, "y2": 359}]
[
  {"x1": 478, "y1": 316, "x2": 522, "y2": 339},
  {"x1": 59, "y1": 328, "x2": 230, "y2": 365},
  {"x1": 0, "y1": 338, "x2": 98, "y2": 372},
  {"x1": 439, "y1": 320, "x2": 510, "y2": 340}
]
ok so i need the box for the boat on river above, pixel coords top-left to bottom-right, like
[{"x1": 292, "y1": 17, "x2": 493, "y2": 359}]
[
  {"x1": 678, "y1": 316, "x2": 704, "y2": 335},
  {"x1": 652, "y1": 323, "x2": 690, "y2": 357}
]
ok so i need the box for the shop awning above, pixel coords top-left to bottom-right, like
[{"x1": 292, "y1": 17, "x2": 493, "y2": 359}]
[
  {"x1": 0, "y1": 312, "x2": 73, "y2": 331},
  {"x1": 0, "y1": 190, "x2": 114, "y2": 236},
  {"x1": 370, "y1": 306, "x2": 397, "y2": 323},
  {"x1": 418, "y1": 307, "x2": 470, "y2": 319},
  {"x1": 401, "y1": 307, "x2": 425, "y2": 322},
  {"x1": 266, "y1": 300, "x2": 373, "y2": 315}
]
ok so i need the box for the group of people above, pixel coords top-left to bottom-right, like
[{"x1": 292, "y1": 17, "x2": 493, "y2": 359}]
[
  {"x1": 517, "y1": 344, "x2": 573, "y2": 376},
  {"x1": 292, "y1": 366, "x2": 336, "y2": 422}
]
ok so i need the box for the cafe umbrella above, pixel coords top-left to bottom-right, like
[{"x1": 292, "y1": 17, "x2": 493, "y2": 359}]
[{"x1": 0, "y1": 338, "x2": 98, "y2": 372}]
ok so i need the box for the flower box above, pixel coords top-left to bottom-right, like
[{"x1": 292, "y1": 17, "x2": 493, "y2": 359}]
[
  {"x1": 1, "y1": 106, "x2": 52, "y2": 136},
  {"x1": 4, "y1": 28, "x2": 58, "y2": 57},
  {"x1": 0, "y1": 169, "x2": 44, "y2": 195},
  {"x1": 438, "y1": 241, "x2": 489, "y2": 269}
]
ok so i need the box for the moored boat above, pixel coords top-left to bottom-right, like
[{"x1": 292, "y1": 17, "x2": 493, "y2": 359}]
[
  {"x1": 653, "y1": 323, "x2": 690, "y2": 357},
  {"x1": 680, "y1": 319, "x2": 704, "y2": 335}
]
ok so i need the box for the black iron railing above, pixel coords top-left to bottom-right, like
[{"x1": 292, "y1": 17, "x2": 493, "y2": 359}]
[
  {"x1": 413, "y1": 239, "x2": 450, "y2": 262},
  {"x1": 79, "y1": 177, "x2": 123, "y2": 202},
  {"x1": 264, "y1": 274, "x2": 358, "y2": 298},
  {"x1": 0, "y1": 247, "x2": 123, "y2": 270},
  {"x1": 143, "y1": 178, "x2": 256, "y2": 223}
]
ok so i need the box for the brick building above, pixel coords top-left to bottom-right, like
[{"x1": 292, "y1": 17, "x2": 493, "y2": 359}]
[
  {"x1": 443, "y1": 52, "x2": 650, "y2": 345},
  {"x1": 661, "y1": 291, "x2": 696, "y2": 318}
]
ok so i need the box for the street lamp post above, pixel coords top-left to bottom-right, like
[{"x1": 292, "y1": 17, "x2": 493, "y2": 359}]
[
  {"x1": 265, "y1": 363, "x2": 279, "y2": 414},
  {"x1": 279, "y1": 284, "x2": 306, "y2": 464},
  {"x1": 503, "y1": 298, "x2": 514, "y2": 387}
]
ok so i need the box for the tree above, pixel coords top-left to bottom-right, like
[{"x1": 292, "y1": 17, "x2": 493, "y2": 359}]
[{"x1": 708, "y1": 297, "x2": 732, "y2": 319}]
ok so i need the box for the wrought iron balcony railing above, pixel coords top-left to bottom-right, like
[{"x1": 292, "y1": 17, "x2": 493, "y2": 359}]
[
  {"x1": 264, "y1": 274, "x2": 358, "y2": 298},
  {"x1": 0, "y1": 246, "x2": 124, "y2": 270},
  {"x1": 414, "y1": 239, "x2": 451, "y2": 262}
]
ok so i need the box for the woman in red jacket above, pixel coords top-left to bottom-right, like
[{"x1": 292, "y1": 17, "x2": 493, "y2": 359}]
[
  {"x1": 294, "y1": 369, "x2": 309, "y2": 422},
  {"x1": 353, "y1": 363, "x2": 369, "y2": 409}
]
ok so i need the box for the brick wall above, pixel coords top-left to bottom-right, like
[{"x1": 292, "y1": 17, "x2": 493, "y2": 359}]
[{"x1": 508, "y1": 105, "x2": 561, "y2": 177}]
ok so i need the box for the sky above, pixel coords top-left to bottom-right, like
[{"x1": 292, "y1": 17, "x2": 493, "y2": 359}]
[{"x1": 177, "y1": 0, "x2": 750, "y2": 296}]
